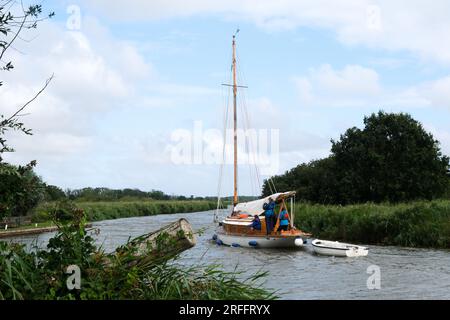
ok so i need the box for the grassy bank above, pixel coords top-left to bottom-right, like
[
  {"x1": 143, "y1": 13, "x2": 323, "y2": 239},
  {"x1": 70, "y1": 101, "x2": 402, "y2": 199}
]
[
  {"x1": 32, "y1": 200, "x2": 217, "y2": 223},
  {"x1": 1, "y1": 221, "x2": 54, "y2": 231},
  {"x1": 294, "y1": 200, "x2": 450, "y2": 248}
]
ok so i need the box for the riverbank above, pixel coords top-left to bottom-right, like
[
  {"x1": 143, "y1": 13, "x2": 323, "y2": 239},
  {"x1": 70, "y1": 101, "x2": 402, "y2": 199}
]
[
  {"x1": 0, "y1": 201, "x2": 217, "y2": 239},
  {"x1": 0, "y1": 224, "x2": 58, "y2": 238},
  {"x1": 294, "y1": 200, "x2": 450, "y2": 249},
  {"x1": 0, "y1": 222, "x2": 94, "y2": 238}
]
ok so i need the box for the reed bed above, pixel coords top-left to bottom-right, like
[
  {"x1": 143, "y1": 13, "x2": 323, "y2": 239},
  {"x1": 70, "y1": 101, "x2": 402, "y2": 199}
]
[
  {"x1": 32, "y1": 200, "x2": 217, "y2": 223},
  {"x1": 294, "y1": 200, "x2": 450, "y2": 248},
  {"x1": 79, "y1": 200, "x2": 216, "y2": 222}
]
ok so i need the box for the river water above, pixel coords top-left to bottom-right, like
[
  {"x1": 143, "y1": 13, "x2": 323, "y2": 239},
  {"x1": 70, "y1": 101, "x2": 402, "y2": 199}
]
[{"x1": 5, "y1": 210, "x2": 450, "y2": 300}]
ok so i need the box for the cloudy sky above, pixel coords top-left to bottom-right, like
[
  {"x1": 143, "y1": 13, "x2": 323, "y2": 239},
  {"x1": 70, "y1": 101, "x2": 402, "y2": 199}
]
[{"x1": 1, "y1": 0, "x2": 450, "y2": 196}]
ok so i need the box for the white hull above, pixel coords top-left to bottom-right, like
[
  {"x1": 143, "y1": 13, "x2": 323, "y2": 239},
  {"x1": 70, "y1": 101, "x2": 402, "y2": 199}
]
[
  {"x1": 216, "y1": 232, "x2": 304, "y2": 248},
  {"x1": 312, "y1": 239, "x2": 368, "y2": 257}
]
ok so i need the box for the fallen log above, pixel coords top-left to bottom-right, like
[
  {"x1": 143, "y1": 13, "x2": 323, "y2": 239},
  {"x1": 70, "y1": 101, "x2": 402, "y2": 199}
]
[{"x1": 112, "y1": 218, "x2": 196, "y2": 268}]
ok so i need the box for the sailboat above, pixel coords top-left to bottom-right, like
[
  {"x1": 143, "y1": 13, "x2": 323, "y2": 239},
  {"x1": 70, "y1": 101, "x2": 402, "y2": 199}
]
[{"x1": 213, "y1": 32, "x2": 310, "y2": 248}]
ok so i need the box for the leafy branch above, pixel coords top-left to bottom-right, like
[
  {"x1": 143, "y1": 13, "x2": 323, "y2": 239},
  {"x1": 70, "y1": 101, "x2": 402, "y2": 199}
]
[{"x1": 0, "y1": 2, "x2": 54, "y2": 163}]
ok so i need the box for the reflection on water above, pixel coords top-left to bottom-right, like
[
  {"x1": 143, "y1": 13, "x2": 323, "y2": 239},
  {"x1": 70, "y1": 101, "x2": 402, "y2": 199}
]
[{"x1": 6, "y1": 210, "x2": 450, "y2": 300}]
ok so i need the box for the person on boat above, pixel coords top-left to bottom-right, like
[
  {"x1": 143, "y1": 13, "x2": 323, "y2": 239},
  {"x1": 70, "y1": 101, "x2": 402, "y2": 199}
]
[
  {"x1": 277, "y1": 207, "x2": 290, "y2": 232},
  {"x1": 231, "y1": 210, "x2": 250, "y2": 219},
  {"x1": 263, "y1": 198, "x2": 276, "y2": 235},
  {"x1": 250, "y1": 215, "x2": 261, "y2": 231},
  {"x1": 231, "y1": 210, "x2": 241, "y2": 217}
]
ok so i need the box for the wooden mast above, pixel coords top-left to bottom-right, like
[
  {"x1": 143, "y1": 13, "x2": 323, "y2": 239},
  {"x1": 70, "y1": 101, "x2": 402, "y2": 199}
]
[{"x1": 232, "y1": 34, "x2": 238, "y2": 208}]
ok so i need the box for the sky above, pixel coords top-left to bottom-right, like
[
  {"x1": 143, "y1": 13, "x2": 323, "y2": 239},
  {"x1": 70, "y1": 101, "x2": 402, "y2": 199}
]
[{"x1": 1, "y1": 0, "x2": 450, "y2": 197}]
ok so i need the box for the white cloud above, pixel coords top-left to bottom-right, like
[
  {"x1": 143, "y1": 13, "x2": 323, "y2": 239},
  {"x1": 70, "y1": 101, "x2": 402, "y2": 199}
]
[
  {"x1": 424, "y1": 125, "x2": 450, "y2": 157},
  {"x1": 242, "y1": 97, "x2": 282, "y2": 129},
  {"x1": 293, "y1": 64, "x2": 382, "y2": 107},
  {"x1": 86, "y1": 0, "x2": 450, "y2": 65},
  {"x1": 149, "y1": 83, "x2": 219, "y2": 98},
  {"x1": 383, "y1": 76, "x2": 450, "y2": 111},
  {"x1": 0, "y1": 18, "x2": 151, "y2": 167},
  {"x1": 293, "y1": 64, "x2": 450, "y2": 110},
  {"x1": 3, "y1": 2, "x2": 449, "y2": 195},
  {"x1": 0, "y1": 15, "x2": 224, "y2": 193},
  {"x1": 421, "y1": 76, "x2": 450, "y2": 108}
]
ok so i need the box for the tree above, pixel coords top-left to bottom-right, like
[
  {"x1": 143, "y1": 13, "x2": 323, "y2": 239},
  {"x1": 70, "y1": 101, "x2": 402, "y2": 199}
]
[
  {"x1": 0, "y1": 2, "x2": 54, "y2": 165},
  {"x1": 262, "y1": 157, "x2": 339, "y2": 203},
  {"x1": 44, "y1": 184, "x2": 67, "y2": 201},
  {"x1": 332, "y1": 111, "x2": 449, "y2": 203},
  {"x1": 0, "y1": 161, "x2": 45, "y2": 219},
  {"x1": 262, "y1": 111, "x2": 450, "y2": 204}
]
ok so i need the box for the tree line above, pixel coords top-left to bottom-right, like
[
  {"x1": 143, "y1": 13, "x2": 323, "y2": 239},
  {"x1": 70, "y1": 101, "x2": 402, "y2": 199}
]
[
  {"x1": 0, "y1": 179, "x2": 221, "y2": 219},
  {"x1": 262, "y1": 111, "x2": 450, "y2": 204}
]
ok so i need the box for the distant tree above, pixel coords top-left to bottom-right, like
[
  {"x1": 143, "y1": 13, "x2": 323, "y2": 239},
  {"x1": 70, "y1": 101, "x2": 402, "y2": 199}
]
[
  {"x1": 148, "y1": 189, "x2": 170, "y2": 200},
  {"x1": 63, "y1": 187, "x2": 186, "y2": 202},
  {"x1": 44, "y1": 185, "x2": 66, "y2": 201}
]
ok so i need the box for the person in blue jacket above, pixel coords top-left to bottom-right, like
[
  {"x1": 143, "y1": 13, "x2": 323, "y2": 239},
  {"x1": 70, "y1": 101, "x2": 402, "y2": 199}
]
[
  {"x1": 263, "y1": 198, "x2": 276, "y2": 235},
  {"x1": 250, "y1": 215, "x2": 261, "y2": 231},
  {"x1": 277, "y1": 207, "x2": 290, "y2": 232}
]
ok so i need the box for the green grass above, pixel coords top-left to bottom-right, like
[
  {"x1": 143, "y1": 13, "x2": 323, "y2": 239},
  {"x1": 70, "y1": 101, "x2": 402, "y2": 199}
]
[
  {"x1": 32, "y1": 200, "x2": 217, "y2": 223},
  {"x1": 294, "y1": 200, "x2": 450, "y2": 248}
]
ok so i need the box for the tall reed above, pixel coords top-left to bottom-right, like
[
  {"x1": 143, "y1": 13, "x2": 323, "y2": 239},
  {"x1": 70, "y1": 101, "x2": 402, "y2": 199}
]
[
  {"x1": 32, "y1": 200, "x2": 217, "y2": 223},
  {"x1": 294, "y1": 200, "x2": 450, "y2": 248}
]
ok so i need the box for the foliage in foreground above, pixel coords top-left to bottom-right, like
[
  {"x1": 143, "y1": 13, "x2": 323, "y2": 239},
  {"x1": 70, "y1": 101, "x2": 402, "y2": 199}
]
[
  {"x1": 0, "y1": 210, "x2": 273, "y2": 300},
  {"x1": 295, "y1": 200, "x2": 450, "y2": 248}
]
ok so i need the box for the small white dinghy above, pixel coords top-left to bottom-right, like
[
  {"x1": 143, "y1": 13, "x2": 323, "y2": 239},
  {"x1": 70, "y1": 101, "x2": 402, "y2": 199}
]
[{"x1": 312, "y1": 239, "x2": 369, "y2": 257}]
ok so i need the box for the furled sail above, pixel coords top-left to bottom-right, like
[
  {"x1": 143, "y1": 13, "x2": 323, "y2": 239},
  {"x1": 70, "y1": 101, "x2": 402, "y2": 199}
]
[{"x1": 234, "y1": 191, "x2": 296, "y2": 216}]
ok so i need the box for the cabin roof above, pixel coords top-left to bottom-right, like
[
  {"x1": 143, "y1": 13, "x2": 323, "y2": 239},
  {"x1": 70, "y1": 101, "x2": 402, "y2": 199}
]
[{"x1": 234, "y1": 191, "x2": 296, "y2": 216}]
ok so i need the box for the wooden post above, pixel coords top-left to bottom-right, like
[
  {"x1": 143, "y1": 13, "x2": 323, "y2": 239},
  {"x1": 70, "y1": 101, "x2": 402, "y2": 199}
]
[
  {"x1": 274, "y1": 200, "x2": 292, "y2": 232},
  {"x1": 114, "y1": 218, "x2": 196, "y2": 267},
  {"x1": 290, "y1": 197, "x2": 294, "y2": 228}
]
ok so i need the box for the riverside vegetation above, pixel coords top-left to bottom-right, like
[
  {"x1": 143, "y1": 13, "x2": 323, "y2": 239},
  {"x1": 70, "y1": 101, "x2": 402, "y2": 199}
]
[
  {"x1": 0, "y1": 208, "x2": 274, "y2": 300},
  {"x1": 264, "y1": 112, "x2": 450, "y2": 249},
  {"x1": 31, "y1": 200, "x2": 217, "y2": 223},
  {"x1": 294, "y1": 200, "x2": 450, "y2": 249},
  {"x1": 0, "y1": 3, "x2": 273, "y2": 300}
]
